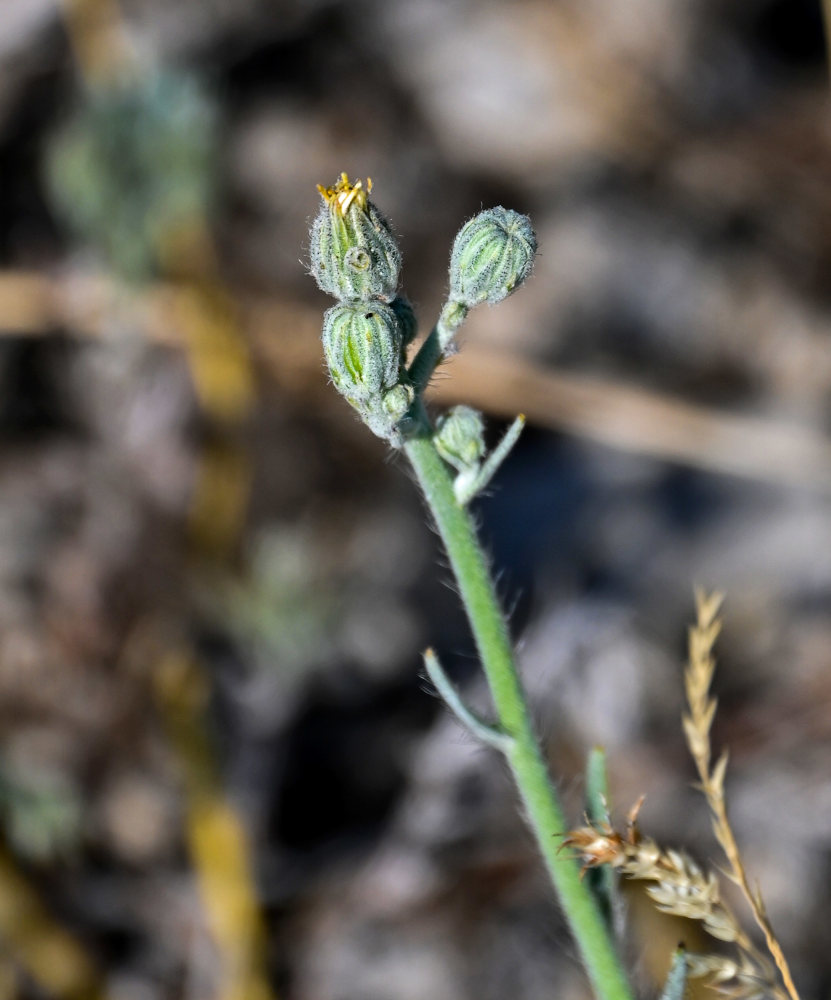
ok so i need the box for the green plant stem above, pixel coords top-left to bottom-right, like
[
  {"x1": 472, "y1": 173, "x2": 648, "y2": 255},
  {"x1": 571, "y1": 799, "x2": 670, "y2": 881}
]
[
  {"x1": 659, "y1": 948, "x2": 688, "y2": 1000},
  {"x1": 584, "y1": 746, "x2": 618, "y2": 931},
  {"x1": 408, "y1": 325, "x2": 441, "y2": 395},
  {"x1": 585, "y1": 746, "x2": 611, "y2": 827},
  {"x1": 403, "y1": 424, "x2": 634, "y2": 1000}
]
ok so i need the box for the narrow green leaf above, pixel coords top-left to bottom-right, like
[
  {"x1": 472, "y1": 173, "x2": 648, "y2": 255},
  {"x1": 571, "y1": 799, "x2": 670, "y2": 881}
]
[
  {"x1": 659, "y1": 946, "x2": 688, "y2": 1000},
  {"x1": 584, "y1": 747, "x2": 619, "y2": 932}
]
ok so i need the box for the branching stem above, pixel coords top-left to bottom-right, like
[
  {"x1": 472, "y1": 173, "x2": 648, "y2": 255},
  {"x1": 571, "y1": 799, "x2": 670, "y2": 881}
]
[
  {"x1": 422, "y1": 648, "x2": 513, "y2": 750},
  {"x1": 404, "y1": 418, "x2": 634, "y2": 1000}
]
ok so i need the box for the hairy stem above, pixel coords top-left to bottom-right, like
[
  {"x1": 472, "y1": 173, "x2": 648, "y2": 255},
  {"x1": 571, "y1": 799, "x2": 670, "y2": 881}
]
[
  {"x1": 404, "y1": 425, "x2": 634, "y2": 1000},
  {"x1": 407, "y1": 301, "x2": 465, "y2": 395},
  {"x1": 408, "y1": 325, "x2": 441, "y2": 396}
]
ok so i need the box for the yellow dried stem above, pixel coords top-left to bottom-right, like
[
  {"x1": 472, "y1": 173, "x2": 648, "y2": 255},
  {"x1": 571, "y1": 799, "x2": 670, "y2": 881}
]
[{"x1": 684, "y1": 592, "x2": 801, "y2": 1000}]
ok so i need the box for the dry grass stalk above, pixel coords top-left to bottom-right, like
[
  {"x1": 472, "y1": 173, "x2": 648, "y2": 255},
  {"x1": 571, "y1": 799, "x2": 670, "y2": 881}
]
[
  {"x1": 563, "y1": 593, "x2": 804, "y2": 1000},
  {"x1": 684, "y1": 592, "x2": 801, "y2": 1000}
]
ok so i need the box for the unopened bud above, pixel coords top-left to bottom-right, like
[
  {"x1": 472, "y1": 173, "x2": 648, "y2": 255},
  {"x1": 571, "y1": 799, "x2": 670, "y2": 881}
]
[
  {"x1": 437, "y1": 299, "x2": 468, "y2": 352},
  {"x1": 448, "y1": 207, "x2": 536, "y2": 307},
  {"x1": 355, "y1": 382, "x2": 415, "y2": 446},
  {"x1": 434, "y1": 405, "x2": 486, "y2": 472},
  {"x1": 322, "y1": 301, "x2": 402, "y2": 403},
  {"x1": 310, "y1": 173, "x2": 401, "y2": 303},
  {"x1": 382, "y1": 383, "x2": 415, "y2": 420}
]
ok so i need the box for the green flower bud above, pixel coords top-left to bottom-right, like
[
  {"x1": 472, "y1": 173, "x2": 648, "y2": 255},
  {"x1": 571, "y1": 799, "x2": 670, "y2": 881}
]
[
  {"x1": 382, "y1": 383, "x2": 415, "y2": 421},
  {"x1": 354, "y1": 382, "x2": 415, "y2": 446},
  {"x1": 434, "y1": 405, "x2": 486, "y2": 472},
  {"x1": 448, "y1": 207, "x2": 536, "y2": 307},
  {"x1": 310, "y1": 173, "x2": 402, "y2": 303},
  {"x1": 322, "y1": 301, "x2": 402, "y2": 403},
  {"x1": 437, "y1": 299, "x2": 468, "y2": 353}
]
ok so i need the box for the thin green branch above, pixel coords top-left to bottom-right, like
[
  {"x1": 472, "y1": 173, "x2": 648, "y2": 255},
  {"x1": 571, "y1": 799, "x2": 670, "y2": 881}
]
[
  {"x1": 407, "y1": 300, "x2": 467, "y2": 395},
  {"x1": 455, "y1": 414, "x2": 525, "y2": 505},
  {"x1": 585, "y1": 746, "x2": 611, "y2": 827},
  {"x1": 659, "y1": 947, "x2": 688, "y2": 1000},
  {"x1": 422, "y1": 648, "x2": 513, "y2": 750},
  {"x1": 584, "y1": 747, "x2": 619, "y2": 930},
  {"x1": 408, "y1": 325, "x2": 441, "y2": 396}
]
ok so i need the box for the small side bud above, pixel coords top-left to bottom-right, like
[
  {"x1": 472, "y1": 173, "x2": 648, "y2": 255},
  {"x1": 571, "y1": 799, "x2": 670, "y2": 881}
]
[
  {"x1": 310, "y1": 173, "x2": 402, "y2": 303},
  {"x1": 360, "y1": 382, "x2": 415, "y2": 446},
  {"x1": 436, "y1": 299, "x2": 469, "y2": 353},
  {"x1": 382, "y1": 383, "x2": 415, "y2": 421},
  {"x1": 322, "y1": 301, "x2": 402, "y2": 403},
  {"x1": 448, "y1": 207, "x2": 536, "y2": 308},
  {"x1": 434, "y1": 405, "x2": 486, "y2": 472},
  {"x1": 436, "y1": 411, "x2": 525, "y2": 506}
]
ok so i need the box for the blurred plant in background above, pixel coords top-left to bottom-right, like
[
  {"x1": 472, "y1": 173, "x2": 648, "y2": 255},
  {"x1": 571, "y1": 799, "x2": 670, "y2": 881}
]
[
  {"x1": 0, "y1": 758, "x2": 82, "y2": 862},
  {"x1": 221, "y1": 527, "x2": 340, "y2": 676},
  {"x1": 23, "y1": 2, "x2": 269, "y2": 998},
  {"x1": 45, "y1": 68, "x2": 217, "y2": 282}
]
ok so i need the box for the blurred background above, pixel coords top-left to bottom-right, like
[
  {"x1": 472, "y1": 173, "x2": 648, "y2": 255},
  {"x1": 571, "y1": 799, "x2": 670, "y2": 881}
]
[{"x1": 0, "y1": 0, "x2": 829, "y2": 998}]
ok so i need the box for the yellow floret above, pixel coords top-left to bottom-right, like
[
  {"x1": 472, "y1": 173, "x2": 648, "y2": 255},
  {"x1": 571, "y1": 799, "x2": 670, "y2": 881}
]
[{"x1": 316, "y1": 172, "x2": 373, "y2": 215}]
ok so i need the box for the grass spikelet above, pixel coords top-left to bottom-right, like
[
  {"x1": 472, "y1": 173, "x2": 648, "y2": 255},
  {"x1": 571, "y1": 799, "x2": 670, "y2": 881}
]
[
  {"x1": 563, "y1": 592, "x2": 803, "y2": 1000},
  {"x1": 684, "y1": 592, "x2": 800, "y2": 1000},
  {"x1": 561, "y1": 816, "x2": 784, "y2": 999}
]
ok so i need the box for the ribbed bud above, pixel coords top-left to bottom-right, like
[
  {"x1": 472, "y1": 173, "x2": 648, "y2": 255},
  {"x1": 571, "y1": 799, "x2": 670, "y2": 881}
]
[
  {"x1": 434, "y1": 405, "x2": 486, "y2": 472},
  {"x1": 310, "y1": 173, "x2": 402, "y2": 303},
  {"x1": 322, "y1": 301, "x2": 402, "y2": 403},
  {"x1": 448, "y1": 207, "x2": 536, "y2": 307}
]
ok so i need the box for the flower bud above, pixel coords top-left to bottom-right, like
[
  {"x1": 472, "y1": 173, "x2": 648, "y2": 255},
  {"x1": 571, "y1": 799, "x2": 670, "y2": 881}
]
[
  {"x1": 434, "y1": 405, "x2": 486, "y2": 472},
  {"x1": 359, "y1": 382, "x2": 415, "y2": 446},
  {"x1": 382, "y1": 383, "x2": 415, "y2": 420},
  {"x1": 322, "y1": 301, "x2": 402, "y2": 403},
  {"x1": 448, "y1": 207, "x2": 536, "y2": 307},
  {"x1": 437, "y1": 299, "x2": 468, "y2": 353},
  {"x1": 310, "y1": 174, "x2": 402, "y2": 303}
]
